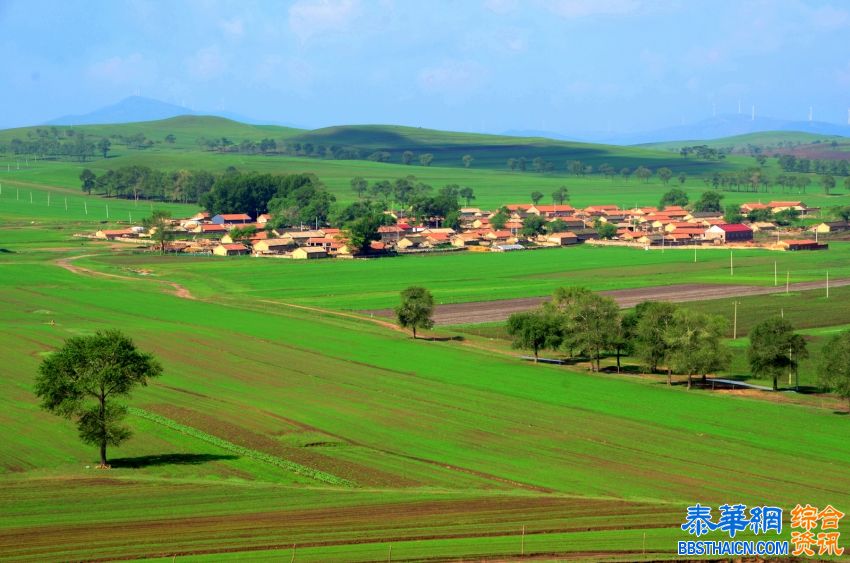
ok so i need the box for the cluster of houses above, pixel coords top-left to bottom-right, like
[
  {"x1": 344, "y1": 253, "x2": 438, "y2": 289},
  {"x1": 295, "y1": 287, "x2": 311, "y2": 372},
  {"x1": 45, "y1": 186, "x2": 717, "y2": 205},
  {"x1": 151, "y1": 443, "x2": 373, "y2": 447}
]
[{"x1": 91, "y1": 199, "x2": 835, "y2": 258}]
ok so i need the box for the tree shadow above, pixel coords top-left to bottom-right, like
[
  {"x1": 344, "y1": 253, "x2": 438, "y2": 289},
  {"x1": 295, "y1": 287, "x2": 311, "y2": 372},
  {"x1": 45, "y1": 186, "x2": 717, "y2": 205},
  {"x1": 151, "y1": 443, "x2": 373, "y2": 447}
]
[{"x1": 109, "y1": 453, "x2": 239, "y2": 468}]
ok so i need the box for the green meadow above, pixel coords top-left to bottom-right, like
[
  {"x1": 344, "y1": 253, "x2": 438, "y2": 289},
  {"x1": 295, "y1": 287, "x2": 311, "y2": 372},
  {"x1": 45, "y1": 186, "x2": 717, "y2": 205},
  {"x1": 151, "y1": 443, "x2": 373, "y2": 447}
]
[
  {"x1": 2, "y1": 117, "x2": 850, "y2": 560},
  {"x1": 75, "y1": 242, "x2": 850, "y2": 310},
  {"x1": 2, "y1": 236, "x2": 850, "y2": 560}
]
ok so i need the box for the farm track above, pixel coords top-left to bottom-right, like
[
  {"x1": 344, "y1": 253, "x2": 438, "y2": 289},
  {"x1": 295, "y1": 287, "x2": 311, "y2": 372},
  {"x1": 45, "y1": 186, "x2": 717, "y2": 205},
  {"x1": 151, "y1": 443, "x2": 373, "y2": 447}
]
[
  {"x1": 55, "y1": 253, "x2": 196, "y2": 299},
  {"x1": 363, "y1": 280, "x2": 850, "y2": 325}
]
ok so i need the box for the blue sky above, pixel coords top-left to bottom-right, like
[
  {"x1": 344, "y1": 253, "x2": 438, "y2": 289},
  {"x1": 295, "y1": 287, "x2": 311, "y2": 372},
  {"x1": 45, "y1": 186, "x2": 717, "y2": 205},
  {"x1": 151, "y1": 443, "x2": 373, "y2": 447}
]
[{"x1": 1, "y1": 0, "x2": 849, "y2": 133}]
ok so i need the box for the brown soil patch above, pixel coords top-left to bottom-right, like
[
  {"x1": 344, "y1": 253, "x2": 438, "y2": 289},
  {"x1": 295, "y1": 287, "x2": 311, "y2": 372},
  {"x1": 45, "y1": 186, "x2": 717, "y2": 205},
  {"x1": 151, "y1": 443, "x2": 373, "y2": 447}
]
[{"x1": 365, "y1": 280, "x2": 850, "y2": 325}]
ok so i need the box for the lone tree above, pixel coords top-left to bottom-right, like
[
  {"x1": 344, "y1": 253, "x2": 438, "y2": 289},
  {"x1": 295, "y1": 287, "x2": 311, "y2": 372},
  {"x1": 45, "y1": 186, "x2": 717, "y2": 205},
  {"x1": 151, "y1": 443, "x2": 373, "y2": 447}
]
[
  {"x1": 507, "y1": 310, "x2": 562, "y2": 362},
  {"x1": 395, "y1": 286, "x2": 434, "y2": 339},
  {"x1": 818, "y1": 329, "x2": 850, "y2": 410},
  {"x1": 143, "y1": 210, "x2": 173, "y2": 255},
  {"x1": 462, "y1": 154, "x2": 473, "y2": 168},
  {"x1": 80, "y1": 169, "x2": 96, "y2": 195},
  {"x1": 35, "y1": 330, "x2": 163, "y2": 468},
  {"x1": 419, "y1": 153, "x2": 434, "y2": 167},
  {"x1": 350, "y1": 176, "x2": 368, "y2": 199},
  {"x1": 747, "y1": 317, "x2": 808, "y2": 391},
  {"x1": 530, "y1": 191, "x2": 544, "y2": 205},
  {"x1": 659, "y1": 188, "x2": 688, "y2": 209}
]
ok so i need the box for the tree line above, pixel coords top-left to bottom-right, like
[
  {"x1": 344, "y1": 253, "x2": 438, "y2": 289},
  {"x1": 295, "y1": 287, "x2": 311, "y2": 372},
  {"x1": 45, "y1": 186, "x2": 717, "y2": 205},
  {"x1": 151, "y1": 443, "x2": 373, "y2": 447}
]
[{"x1": 505, "y1": 287, "x2": 825, "y2": 392}]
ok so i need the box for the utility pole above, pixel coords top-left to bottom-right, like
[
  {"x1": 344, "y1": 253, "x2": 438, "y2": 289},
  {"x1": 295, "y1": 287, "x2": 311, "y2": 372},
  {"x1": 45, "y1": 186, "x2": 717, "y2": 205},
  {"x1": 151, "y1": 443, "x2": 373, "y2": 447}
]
[
  {"x1": 786, "y1": 271, "x2": 789, "y2": 294},
  {"x1": 774, "y1": 261, "x2": 777, "y2": 286},
  {"x1": 730, "y1": 250, "x2": 733, "y2": 276},
  {"x1": 827, "y1": 270, "x2": 829, "y2": 298}
]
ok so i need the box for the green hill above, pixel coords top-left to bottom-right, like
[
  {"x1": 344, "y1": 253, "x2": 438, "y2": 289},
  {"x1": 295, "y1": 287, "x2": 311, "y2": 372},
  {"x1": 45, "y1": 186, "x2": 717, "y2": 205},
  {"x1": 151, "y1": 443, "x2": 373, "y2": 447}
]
[
  {"x1": 640, "y1": 130, "x2": 848, "y2": 153},
  {"x1": 289, "y1": 124, "x2": 730, "y2": 172},
  {"x1": 0, "y1": 115, "x2": 303, "y2": 151}
]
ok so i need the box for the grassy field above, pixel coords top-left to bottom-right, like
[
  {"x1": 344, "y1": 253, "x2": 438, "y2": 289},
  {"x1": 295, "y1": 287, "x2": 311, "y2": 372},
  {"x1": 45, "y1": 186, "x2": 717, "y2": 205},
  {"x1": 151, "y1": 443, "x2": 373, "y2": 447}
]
[
  {"x1": 1, "y1": 220, "x2": 850, "y2": 559},
  {"x1": 72, "y1": 242, "x2": 850, "y2": 310}
]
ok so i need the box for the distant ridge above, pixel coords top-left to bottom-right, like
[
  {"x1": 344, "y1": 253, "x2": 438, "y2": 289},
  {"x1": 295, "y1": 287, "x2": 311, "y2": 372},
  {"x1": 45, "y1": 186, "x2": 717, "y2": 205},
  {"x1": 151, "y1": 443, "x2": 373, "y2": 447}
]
[
  {"x1": 46, "y1": 96, "x2": 198, "y2": 126},
  {"x1": 45, "y1": 96, "x2": 301, "y2": 128},
  {"x1": 570, "y1": 114, "x2": 850, "y2": 145}
]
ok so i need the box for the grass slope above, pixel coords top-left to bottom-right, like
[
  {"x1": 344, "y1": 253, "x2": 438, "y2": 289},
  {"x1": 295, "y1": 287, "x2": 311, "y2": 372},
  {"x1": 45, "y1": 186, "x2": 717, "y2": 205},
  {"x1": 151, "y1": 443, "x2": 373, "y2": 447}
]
[{"x1": 641, "y1": 130, "x2": 848, "y2": 152}]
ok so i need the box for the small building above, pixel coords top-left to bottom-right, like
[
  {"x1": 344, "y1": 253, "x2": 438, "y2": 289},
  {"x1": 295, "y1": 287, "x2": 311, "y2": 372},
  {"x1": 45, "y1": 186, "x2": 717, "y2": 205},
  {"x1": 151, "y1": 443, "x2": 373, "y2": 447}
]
[
  {"x1": 213, "y1": 243, "x2": 249, "y2": 256},
  {"x1": 546, "y1": 232, "x2": 579, "y2": 246},
  {"x1": 211, "y1": 213, "x2": 253, "y2": 225},
  {"x1": 291, "y1": 247, "x2": 328, "y2": 259},
  {"x1": 252, "y1": 238, "x2": 292, "y2": 254},
  {"x1": 193, "y1": 224, "x2": 229, "y2": 235},
  {"x1": 451, "y1": 233, "x2": 482, "y2": 247},
  {"x1": 491, "y1": 244, "x2": 524, "y2": 252},
  {"x1": 812, "y1": 221, "x2": 850, "y2": 234},
  {"x1": 397, "y1": 235, "x2": 425, "y2": 250},
  {"x1": 256, "y1": 213, "x2": 272, "y2": 224},
  {"x1": 768, "y1": 201, "x2": 809, "y2": 215},
  {"x1": 705, "y1": 224, "x2": 753, "y2": 243},
  {"x1": 95, "y1": 228, "x2": 135, "y2": 240},
  {"x1": 779, "y1": 239, "x2": 828, "y2": 251}
]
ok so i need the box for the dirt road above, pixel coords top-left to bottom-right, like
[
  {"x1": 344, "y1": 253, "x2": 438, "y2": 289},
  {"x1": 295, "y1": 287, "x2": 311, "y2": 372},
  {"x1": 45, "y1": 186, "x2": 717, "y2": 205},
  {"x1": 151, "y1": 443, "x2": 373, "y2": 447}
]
[{"x1": 363, "y1": 279, "x2": 850, "y2": 325}]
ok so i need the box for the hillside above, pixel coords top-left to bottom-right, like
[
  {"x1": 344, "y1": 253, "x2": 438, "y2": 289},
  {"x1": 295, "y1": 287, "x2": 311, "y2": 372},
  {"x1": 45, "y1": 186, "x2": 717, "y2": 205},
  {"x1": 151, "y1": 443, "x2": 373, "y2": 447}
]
[
  {"x1": 0, "y1": 115, "x2": 303, "y2": 151},
  {"x1": 641, "y1": 130, "x2": 849, "y2": 152},
  {"x1": 287, "y1": 124, "x2": 730, "y2": 172}
]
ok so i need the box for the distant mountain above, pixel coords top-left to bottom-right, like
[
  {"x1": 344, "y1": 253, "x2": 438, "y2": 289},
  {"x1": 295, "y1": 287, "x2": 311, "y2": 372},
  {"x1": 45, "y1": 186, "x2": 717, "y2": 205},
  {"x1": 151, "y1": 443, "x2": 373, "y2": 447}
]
[
  {"x1": 46, "y1": 96, "x2": 198, "y2": 126},
  {"x1": 45, "y1": 96, "x2": 302, "y2": 128},
  {"x1": 576, "y1": 114, "x2": 850, "y2": 145}
]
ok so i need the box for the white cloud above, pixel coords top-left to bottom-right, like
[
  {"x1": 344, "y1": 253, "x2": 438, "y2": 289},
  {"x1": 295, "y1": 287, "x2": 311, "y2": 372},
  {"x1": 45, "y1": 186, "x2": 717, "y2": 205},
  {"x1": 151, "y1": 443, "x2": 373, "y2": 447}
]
[
  {"x1": 544, "y1": 0, "x2": 641, "y2": 18},
  {"x1": 808, "y1": 4, "x2": 850, "y2": 30},
  {"x1": 288, "y1": 0, "x2": 359, "y2": 43},
  {"x1": 186, "y1": 46, "x2": 227, "y2": 80},
  {"x1": 418, "y1": 60, "x2": 487, "y2": 103},
  {"x1": 219, "y1": 18, "x2": 245, "y2": 40},
  {"x1": 484, "y1": 0, "x2": 518, "y2": 14}
]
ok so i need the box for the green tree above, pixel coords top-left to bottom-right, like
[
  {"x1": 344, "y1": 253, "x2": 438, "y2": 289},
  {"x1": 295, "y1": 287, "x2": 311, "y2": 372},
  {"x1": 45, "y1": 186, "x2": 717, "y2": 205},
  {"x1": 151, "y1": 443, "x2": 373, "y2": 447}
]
[
  {"x1": 521, "y1": 214, "x2": 547, "y2": 237},
  {"x1": 747, "y1": 317, "x2": 808, "y2": 391},
  {"x1": 79, "y1": 168, "x2": 96, "y2": 195},
  {"x1": 164, "y1": 134, "x2": 176, "y2": 144},
  {"x1": 596, "y1": 222, "x2": 617, "y2": 239},
  {"x1": 657, "y1": 167, "x2": 674, "y2": 185},
  {"x1": 35, "y1": 330, "x2": 163, "y2": 467},
  {"x1": 666, "y1": 309, "x2": 731, "y2": 389},
  {"x1": 458, "y1": 186, "x2": 475, "y2": 206},
  {"x1": 547, "y1": 219, "x2": 568, "y2": 233},
  {"x1": 402, "y1": 151, "x2": 414, "y2": 165},
  {"x1": 462, "y1": 154, "x2": 473, "y2": 168},
  {"x1": 773, "y1": 208, "x2": 800, "y2": 226},
  {"x1": 143, "y1": 210, "x2": 173, "y2": 254},
  {"x1": 507, "y1": 158, "x2": 518, "y2": 171},
  {"x1": 350, "y1": 176, "x2": 368, "y2": 199},
  {"x1": 634, "y1": 166, "x2": 652, "y2": 183},
  {"x1": 820, "y1": 174, "x2": 836, "y2": 195},
  {"x1": 395, "y1": 287, "x2": 434, "y2": 339},
  {"x1": 844, "y1": 177, "x2": 850, "y2": 192},
  {"x1": 678, "y1": 172, "x2": 687, "y2": 185},
  {"x1": 490, "y1": 207, "x2": 510, "y2": 230},
  {"x1": 693, "y1": 190, "x2": 724, "y2": 213},
  {"x1": 549, "y1": 287, "x2": 619, "y2": 371},
  {"x1": 419, "y1": 153, "x2": 434, "y2": 167},
  {"x1": 97, "y1": 138, "x2": 111, "y2": 159},
  {"x1": 552, "y1": 186, "x2": 569, "y2": 205},
  {"x1": 724, "y1": 204, "x2": 744, "y2": 224},
  {"x1": 659, "y1": 188, "x2": 688, "y2": 209},
  {"x1": 507, "y1": 310, "x2": 562, "y2": 362},
  {"x1": 818, "y1": 330, "x2": 850, "y2": 409},
  {"x1": 531, "y1": 191, "x2": 544, "y2": 205},
  {"x1": 633, "y1": 301, "x2": 678, "y2": 380}
]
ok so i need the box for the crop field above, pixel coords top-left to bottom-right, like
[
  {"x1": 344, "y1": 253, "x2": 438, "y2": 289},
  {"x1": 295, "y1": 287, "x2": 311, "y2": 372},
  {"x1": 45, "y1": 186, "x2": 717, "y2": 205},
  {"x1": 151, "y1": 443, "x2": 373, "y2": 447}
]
[
  {"x1": 73, "y1": 241, "x2": 850, "y2": 310},
  {"x1": 2, "y1": 216, "x2": 850, "y2": 560}
]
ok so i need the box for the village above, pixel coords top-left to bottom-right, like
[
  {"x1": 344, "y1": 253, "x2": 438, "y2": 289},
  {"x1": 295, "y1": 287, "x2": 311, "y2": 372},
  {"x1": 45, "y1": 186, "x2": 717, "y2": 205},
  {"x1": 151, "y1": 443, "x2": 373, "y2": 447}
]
[{"x1": 89, "y1": 199, "x2": 843, "y2": 258}]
